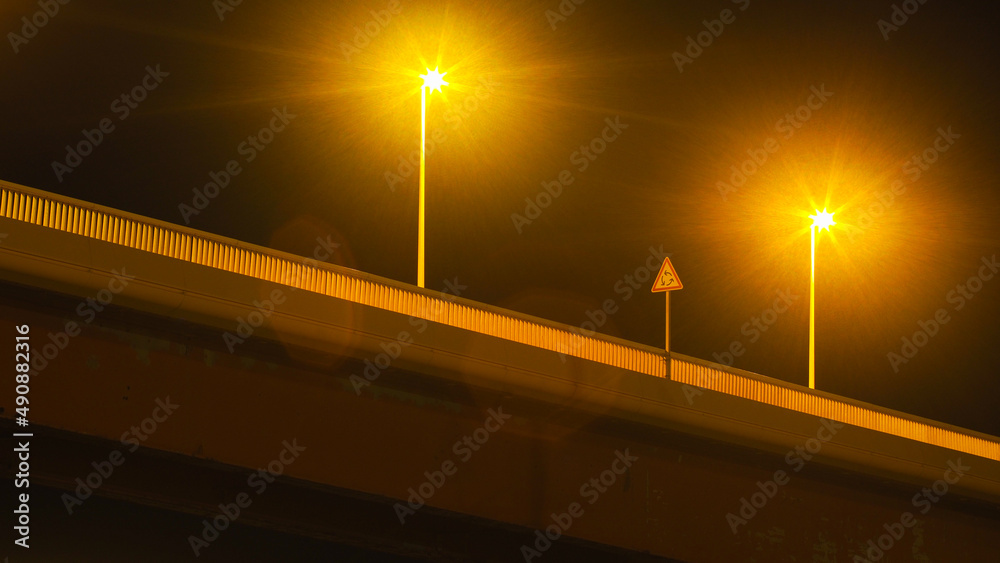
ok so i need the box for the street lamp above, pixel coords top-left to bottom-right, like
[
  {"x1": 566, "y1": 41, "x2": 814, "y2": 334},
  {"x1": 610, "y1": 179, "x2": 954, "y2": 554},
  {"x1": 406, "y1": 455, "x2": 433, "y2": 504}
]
[
  {"x1": 417, "y1": 66, "x2": 448, "y2": 288},
  {"x1": 808, "y1": 208, "x2": 835, "y2": 389}
]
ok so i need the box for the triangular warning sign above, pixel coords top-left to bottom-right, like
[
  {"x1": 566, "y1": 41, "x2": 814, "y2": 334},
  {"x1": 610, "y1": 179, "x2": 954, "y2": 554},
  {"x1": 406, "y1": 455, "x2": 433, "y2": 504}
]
[{"x1": 651, "y1": 257, "x2": 682, "y2": 292}]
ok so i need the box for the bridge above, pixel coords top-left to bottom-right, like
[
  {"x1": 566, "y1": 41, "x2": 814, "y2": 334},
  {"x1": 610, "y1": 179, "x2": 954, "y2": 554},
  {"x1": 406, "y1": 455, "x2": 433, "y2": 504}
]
[{"x1": 2, "y1": 179, "x2": 998, "y2": 561}]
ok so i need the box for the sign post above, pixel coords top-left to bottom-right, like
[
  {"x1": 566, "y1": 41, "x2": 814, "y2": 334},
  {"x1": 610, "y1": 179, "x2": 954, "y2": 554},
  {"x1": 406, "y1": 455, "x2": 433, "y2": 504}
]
[{"x1": 650, "y1": 257, "x2": 682, "y2": 351}]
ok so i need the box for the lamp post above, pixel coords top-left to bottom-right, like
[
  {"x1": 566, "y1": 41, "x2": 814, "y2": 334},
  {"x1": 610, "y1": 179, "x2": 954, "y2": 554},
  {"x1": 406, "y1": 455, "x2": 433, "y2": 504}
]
[
  {"x1": 808, "y1": 208, "x2": 835, "y2": 389},
  {"x1": 417, "y1": 67, "x2": 448, "y2": 288}
]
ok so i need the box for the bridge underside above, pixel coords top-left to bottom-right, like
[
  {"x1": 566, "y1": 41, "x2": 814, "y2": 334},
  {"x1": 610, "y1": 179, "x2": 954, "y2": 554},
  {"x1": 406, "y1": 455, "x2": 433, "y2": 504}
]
[
  {"x1": 3, "y1": 273, "x2": 998, "y2": 562},
  {"x1": 8, "y1": 421, "x2": 679, "y2": 562}
]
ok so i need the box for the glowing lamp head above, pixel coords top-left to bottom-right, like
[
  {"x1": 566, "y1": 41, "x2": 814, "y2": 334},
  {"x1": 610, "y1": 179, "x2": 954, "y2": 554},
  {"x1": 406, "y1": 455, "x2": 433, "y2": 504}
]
[
  {"x1": 420, "y1": 67, "x2": 449, "y2": 94},
  {"x1": 809, "y1": 208, "x2": 836, "y2": 232}
]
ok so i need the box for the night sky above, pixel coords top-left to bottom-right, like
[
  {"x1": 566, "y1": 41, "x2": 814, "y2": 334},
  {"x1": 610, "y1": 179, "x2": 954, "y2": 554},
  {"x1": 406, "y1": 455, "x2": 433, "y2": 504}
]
[{"x1": 2, "y1": 0, "x2": 998, "y2": 436}]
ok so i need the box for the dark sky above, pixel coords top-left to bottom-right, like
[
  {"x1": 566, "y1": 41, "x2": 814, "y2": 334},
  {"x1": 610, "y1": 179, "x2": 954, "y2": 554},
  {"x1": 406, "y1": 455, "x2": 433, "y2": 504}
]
[{"x1": 2, "y1": 0, "x2": 998, "y2": 436}]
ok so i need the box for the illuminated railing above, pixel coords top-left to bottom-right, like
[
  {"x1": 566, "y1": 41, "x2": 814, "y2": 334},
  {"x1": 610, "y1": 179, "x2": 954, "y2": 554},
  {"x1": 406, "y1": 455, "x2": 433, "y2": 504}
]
[
  {"x1": 672, "y1": 358, "x2": 1000, "y2": 462},
  {"x1": 0, "y1": 181, "x2": 667, "y2": 377},
  {"x1": 1, "y1": 180, "x2": 998, "y2": 462}
]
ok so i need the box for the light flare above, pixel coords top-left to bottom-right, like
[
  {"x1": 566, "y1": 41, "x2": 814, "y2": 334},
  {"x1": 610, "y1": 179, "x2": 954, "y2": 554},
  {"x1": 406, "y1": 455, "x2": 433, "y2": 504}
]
[
  {"x1": 420, "y1": 67, "x2": 449, "y2": 94},
  {"x1": 810, "y1": 208, "x2": 836, "y2": 232}
]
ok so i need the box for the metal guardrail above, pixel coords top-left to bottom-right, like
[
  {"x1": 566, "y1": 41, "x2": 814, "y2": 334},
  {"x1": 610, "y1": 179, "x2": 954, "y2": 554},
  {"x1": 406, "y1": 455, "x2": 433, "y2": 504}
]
[
  {"x1": 0, "y1": 181, "x2": 667, "y2": 376},
  {"x1": 672, "y1": 359, "x2": 1000, "y2": 462},
  {"x1": 2, "y1": 180, "x2": 998, "y2": 462}
]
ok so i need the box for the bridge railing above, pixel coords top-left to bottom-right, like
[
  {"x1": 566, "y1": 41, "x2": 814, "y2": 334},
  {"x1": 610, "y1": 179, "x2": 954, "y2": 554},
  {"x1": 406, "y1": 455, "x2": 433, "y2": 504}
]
[
  {"x1": 672, "y1": 356, "x2": 1000, "y2": 462},
  {"x1": 1, "y1": 180, "x2": 998, "y2": 462},
  {"x1": 0, "y1": 180, "x2": 667, "y2": 377}
]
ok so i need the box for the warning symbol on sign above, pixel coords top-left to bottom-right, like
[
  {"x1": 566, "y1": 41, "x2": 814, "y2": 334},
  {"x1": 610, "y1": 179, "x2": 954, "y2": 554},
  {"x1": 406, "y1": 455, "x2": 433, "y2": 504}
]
[{"x1": 651, "y1": 257, "x2": 682, "y2": 292}]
